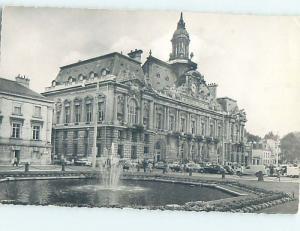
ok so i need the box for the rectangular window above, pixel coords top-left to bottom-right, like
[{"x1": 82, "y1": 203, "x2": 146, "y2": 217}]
[
  {"x1": 143, "y1": 117, "x2": 149, "y2": 129},
  {"x1": 84, "y1": 130, "x2": 89, "y2": 138},
  {"x1": 32, "y1": 125, "x2": 40, "y2": 140},
  {"x1": 131, "y1": 145, "x2": 137, "y2": 159},
  {"x1": 180, "y1": 118, "x2": 186, "y2": 132},
  {"x1": 98, "y1": 102, "x2": 105, "y2": 122},
  {"x1": 157, "y1": 113, "x2": 163, "y2": 129},
  {"x1": 191, "y1": 120, "x2": 196, "y2": 134},
  {"x1": 34, "y1": 106, "x2": 42, "y2": 117},
  {"x1": 56, "y1": 112, "x2": 61, "y2": 124},
  {"x1": 74, "y1": 104, "x2": 81, "y2": 123},
  {"x1": 144, "y1": 146, "x2": 149, "y2": 156},
  {"x1": 63, "y1": 142, "x2": 68, "y2": 155},
  {"x1": 73, "y1": 131, "x2": 78, "y2": 139},
  {"x1": 64, "y1": 106, "x2": 70, "y2": 123},
  {"x1": 11, "y1": 123, "x2": 21, "y2": 138},
  {"x1": 144, "y1": 133, "x2": 149, "y2": 143},
  {"x1": 84, "y1": 143, "x2": 88, "y2": 157},
  {"x1": 118, "y1": 130, "x2": 123, "y2": 140},
  {"x1": 73, "y1": 143, "x2": 78, "y2": 157},
  {"x1": 201, "y1": 121, "x2": 205, "y2": 136},
  {"x1": 86, "y1": 104, "x2": 92, "y2": 122},
  {"x1": 13, "y1": 105, "x2": 22, "y2": 115},
  {"x1": 132, "y1": 132, "x2": 138, "y2": 142},
  {"x1": 97, "y1": 143, "x2": 101, "y2": 157},
  {"x1": 210, "y1": 124, "x2": 214, "y2": 137},
  {"x1": 63, "y1": 131, "x2": 68, "y2": 140},
  {"x1": 218, "y1": 125, "x2": 222, "y2": 138},
  {"x1": 118, "y1": 144, "x2": 124, "y2": 158},
  {"x1": 169, "y1": 115, "x2": 175, "y2": 131}
]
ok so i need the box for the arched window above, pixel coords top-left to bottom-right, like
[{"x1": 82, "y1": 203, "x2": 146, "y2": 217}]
[
  {"x1": 78, "y1": 74, "x2": 84, "y2": 81},
  {"x1": 128, "y1": 100, "x2": 138, "y2": 125},
  {"x1": 89, "y1": 72, "x2": 95, "y2": 79},
  {"x1": 68, "y1": 76, "x2": 74, "y2": 83},
  {"x1": 191, "y1": 144, "x2": 196, "y2": 161}
]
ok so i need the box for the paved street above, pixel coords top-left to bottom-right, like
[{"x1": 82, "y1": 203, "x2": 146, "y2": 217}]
[{"x1": 1, "y1": 164, "x2": 299, "y2": 183}]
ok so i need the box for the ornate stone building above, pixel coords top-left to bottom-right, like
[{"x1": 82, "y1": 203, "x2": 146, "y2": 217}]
[{"x1": 43, "y1": 13, "x2": 247, "y2": 165}]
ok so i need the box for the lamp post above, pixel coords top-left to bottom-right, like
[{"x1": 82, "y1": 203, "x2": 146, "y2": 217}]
[{"x1": 92, "y1": 82, "x2": 100, "y2": 169}]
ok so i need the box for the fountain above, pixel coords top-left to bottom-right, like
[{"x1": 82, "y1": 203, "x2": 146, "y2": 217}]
[{"x1": 96, "y1": 143, "x2": 122, "y2": 189}]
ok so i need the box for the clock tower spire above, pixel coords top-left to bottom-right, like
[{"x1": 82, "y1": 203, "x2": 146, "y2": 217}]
[{"x1": 169, "y1": 12, "x2": 190, "y2": 61}]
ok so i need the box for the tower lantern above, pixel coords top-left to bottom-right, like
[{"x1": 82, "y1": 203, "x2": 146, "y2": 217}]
[{"x1": 170, "y1": 12, "x2": 190, "y2": 61}]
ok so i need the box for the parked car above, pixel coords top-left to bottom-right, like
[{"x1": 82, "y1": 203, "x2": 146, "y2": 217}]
[
  {"x1": 223, "y1": 165, "x2": 235, "y2": 175},
  {"x1": 238, "y1": 165, "x2": 266, "y2": 176},
  {"x1": 169, "y1": 162, "x2": 183, "y2": 172},
  {"x1": 203, "y1": 165, "x2": 225, "y2": 174},
  {"x1": 185, "y1": 163, "x2": 204, "y2": 173},
  {"x1": 74, "y1": 158, "x2": 92, "y2": 166},
  {"x1": 154, "y1": 161, "x2": 166, "y2": 169}
]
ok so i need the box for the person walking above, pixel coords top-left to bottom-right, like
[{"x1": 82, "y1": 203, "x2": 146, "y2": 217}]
[{"x1": 277, "y1": 170, "x2": 281, "y2": 182}]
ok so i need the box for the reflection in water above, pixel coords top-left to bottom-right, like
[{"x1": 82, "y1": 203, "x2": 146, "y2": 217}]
[{"x1": 0, "y1": 179, "x2": 234, "y2": 207}]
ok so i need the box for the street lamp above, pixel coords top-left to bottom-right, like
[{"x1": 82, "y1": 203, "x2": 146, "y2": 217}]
[{"x1": 92, "y1": 82, "x2": 100, "y2": 169}]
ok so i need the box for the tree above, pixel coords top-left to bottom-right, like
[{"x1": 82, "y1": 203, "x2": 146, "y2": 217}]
[
  {"x1": 264, "y1": 131, "x2": 279, "y2": 140},
  {"x1": 245, "y1": 131, "x2": 261, "y2": 143},
  {"x1": 280, "y1": 132, "x2": 300, "y2": 162}
]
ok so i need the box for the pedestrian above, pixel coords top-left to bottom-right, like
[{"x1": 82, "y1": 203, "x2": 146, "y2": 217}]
[
  {"x1": 277, "y1": 170, "x2": 281, "y2": 182},
  {"x1": 12, "y1": 157, "x2": 18, "y2": 167}
]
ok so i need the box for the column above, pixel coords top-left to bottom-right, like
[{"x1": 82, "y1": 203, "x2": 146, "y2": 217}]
[
  {"x1": 153, "y1": 103, "x2": 156, "y2": 129},
  {"x1": 113, "y1": 94, "x2": 118, "y2": 124},
  {"x1": 206, "y1": 117, "x2": 210, "y2": 136},
  {"x1": 164, "y1": 106, "x2": 168, "y2": 130},
  {"x1": 187, "y1": 113, "x2": 191, "y2": 133},
  {"x1": 149, "y1": 101, "x2": 154, "y2": 129},
  {"x1": 124, "y1": 95, "x2": 128, "y2": 124},
  {"x1": 140, "y1": 98, "x2": 144, "y2": 125},
  {"x1": 166, "y1": 107, "x2": 170, "y2": 130},
  {"x1": 176, "y1": 109, "x2": 180, "y2": 132}
]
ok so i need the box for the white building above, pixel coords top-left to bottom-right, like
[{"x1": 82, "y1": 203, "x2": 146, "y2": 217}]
[
  {"x1": 0, "y1": 76, "x2": 53, "y2": 165},
  {"x1": 251, "y1": 139, "x2": 280, "y2": 166}
]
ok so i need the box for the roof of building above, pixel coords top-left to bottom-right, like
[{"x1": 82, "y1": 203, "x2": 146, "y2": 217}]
[
  {"x1": 55, "y1": 52, "x2": 145, "y2": 84},
  {"x1": 0, "y1": 77, "x2": 48, "y2": 101}
]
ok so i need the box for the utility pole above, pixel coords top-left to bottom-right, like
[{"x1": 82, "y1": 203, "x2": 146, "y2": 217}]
[
  {"x1": 92, "y1": 81, "x2": 99, "y2": 169},
  {"x1": 222, "y1": 114, "x2": 225, "y2": 165}
]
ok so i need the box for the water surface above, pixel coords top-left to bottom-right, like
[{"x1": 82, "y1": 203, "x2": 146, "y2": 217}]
[{"x1": 0, "y1": 179, "x2": 234, "y2": 207}]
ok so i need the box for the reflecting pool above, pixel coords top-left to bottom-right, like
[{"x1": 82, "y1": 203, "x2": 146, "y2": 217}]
[{"x1": 0, "y1": 179, "x2": 234, "y2": 207}]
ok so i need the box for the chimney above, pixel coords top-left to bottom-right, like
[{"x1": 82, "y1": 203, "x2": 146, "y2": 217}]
[
  {"x1": 208, "y1": 83, "x2": 218, "y2": 99},
  {"x1": 15, "y1": 75, "x2": 30, "y2": 88},
  {"x1": 127, "y1": 49, "x2": 143, "y2": 63}
]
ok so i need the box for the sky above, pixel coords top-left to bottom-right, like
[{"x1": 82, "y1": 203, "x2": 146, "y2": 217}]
[{"x1": 0, "y1": 6, "x2": 299, "y2": 137}]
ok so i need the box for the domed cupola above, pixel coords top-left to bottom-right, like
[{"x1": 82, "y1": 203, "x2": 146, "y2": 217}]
[{"x1": 170, "y1": 12, "x2": 190, "y2": 61}]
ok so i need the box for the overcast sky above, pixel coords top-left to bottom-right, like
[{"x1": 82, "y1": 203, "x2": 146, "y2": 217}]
[{"x1": 0, "y1": 6, "x2": 299, "y2": 137}]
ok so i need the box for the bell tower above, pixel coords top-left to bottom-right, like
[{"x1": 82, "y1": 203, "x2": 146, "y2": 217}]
[{"x1": 169, "y1": 12, "x2": 190, "y2": 61}]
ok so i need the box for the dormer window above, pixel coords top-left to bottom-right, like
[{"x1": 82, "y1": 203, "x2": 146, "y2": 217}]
[
  {"x1": 68, "y1": 76, "x2": 74, "y2": 83},
  {"x1": 51, "y1": 80, "x2": 57, "y2": 87},
  {"x1": 89, "y1": 72, "x2": 94, "y2": 79},
  {"x1": 13, "y1": 104, "x2": 22, "y2": 115},
  {"x1": 34, "y1": 106, "x2": 42, "y2": 118},
  {"x1": 101, "y1": 68, "x2": 109, "y2": 76},
  {"x1": 156, "y1": 73, "x2": 160, "y2": 78},
  {"x1": 78, "y1": 74, "x2": 84, "y2": 81}
]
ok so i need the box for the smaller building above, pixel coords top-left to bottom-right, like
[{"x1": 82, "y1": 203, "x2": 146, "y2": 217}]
[
  {"x1": 0, "y1": 76, "x2": 53, "y2": 165},
  {"x1": 251, "y1": 138, "x2": 280, "y2": 166}
]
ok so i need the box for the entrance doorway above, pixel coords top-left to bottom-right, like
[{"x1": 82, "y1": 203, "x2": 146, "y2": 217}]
[
  {"x1": 155, "y1": 142, "x2": 161, "y2": 162},
  {"x1": 14, "y1": 150, "x2": 20, "y2": 164},
  {"x1": 154, "y1": 140, "x2": 166, "y2": 162}
]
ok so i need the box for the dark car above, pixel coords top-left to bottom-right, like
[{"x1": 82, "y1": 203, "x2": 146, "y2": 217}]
[
  {"x1": 203, "y1": 165, "x2": 225, "y2": 174},
  {"x1": 223, "y1": 165, "x2": 235, "y2": 175}
]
